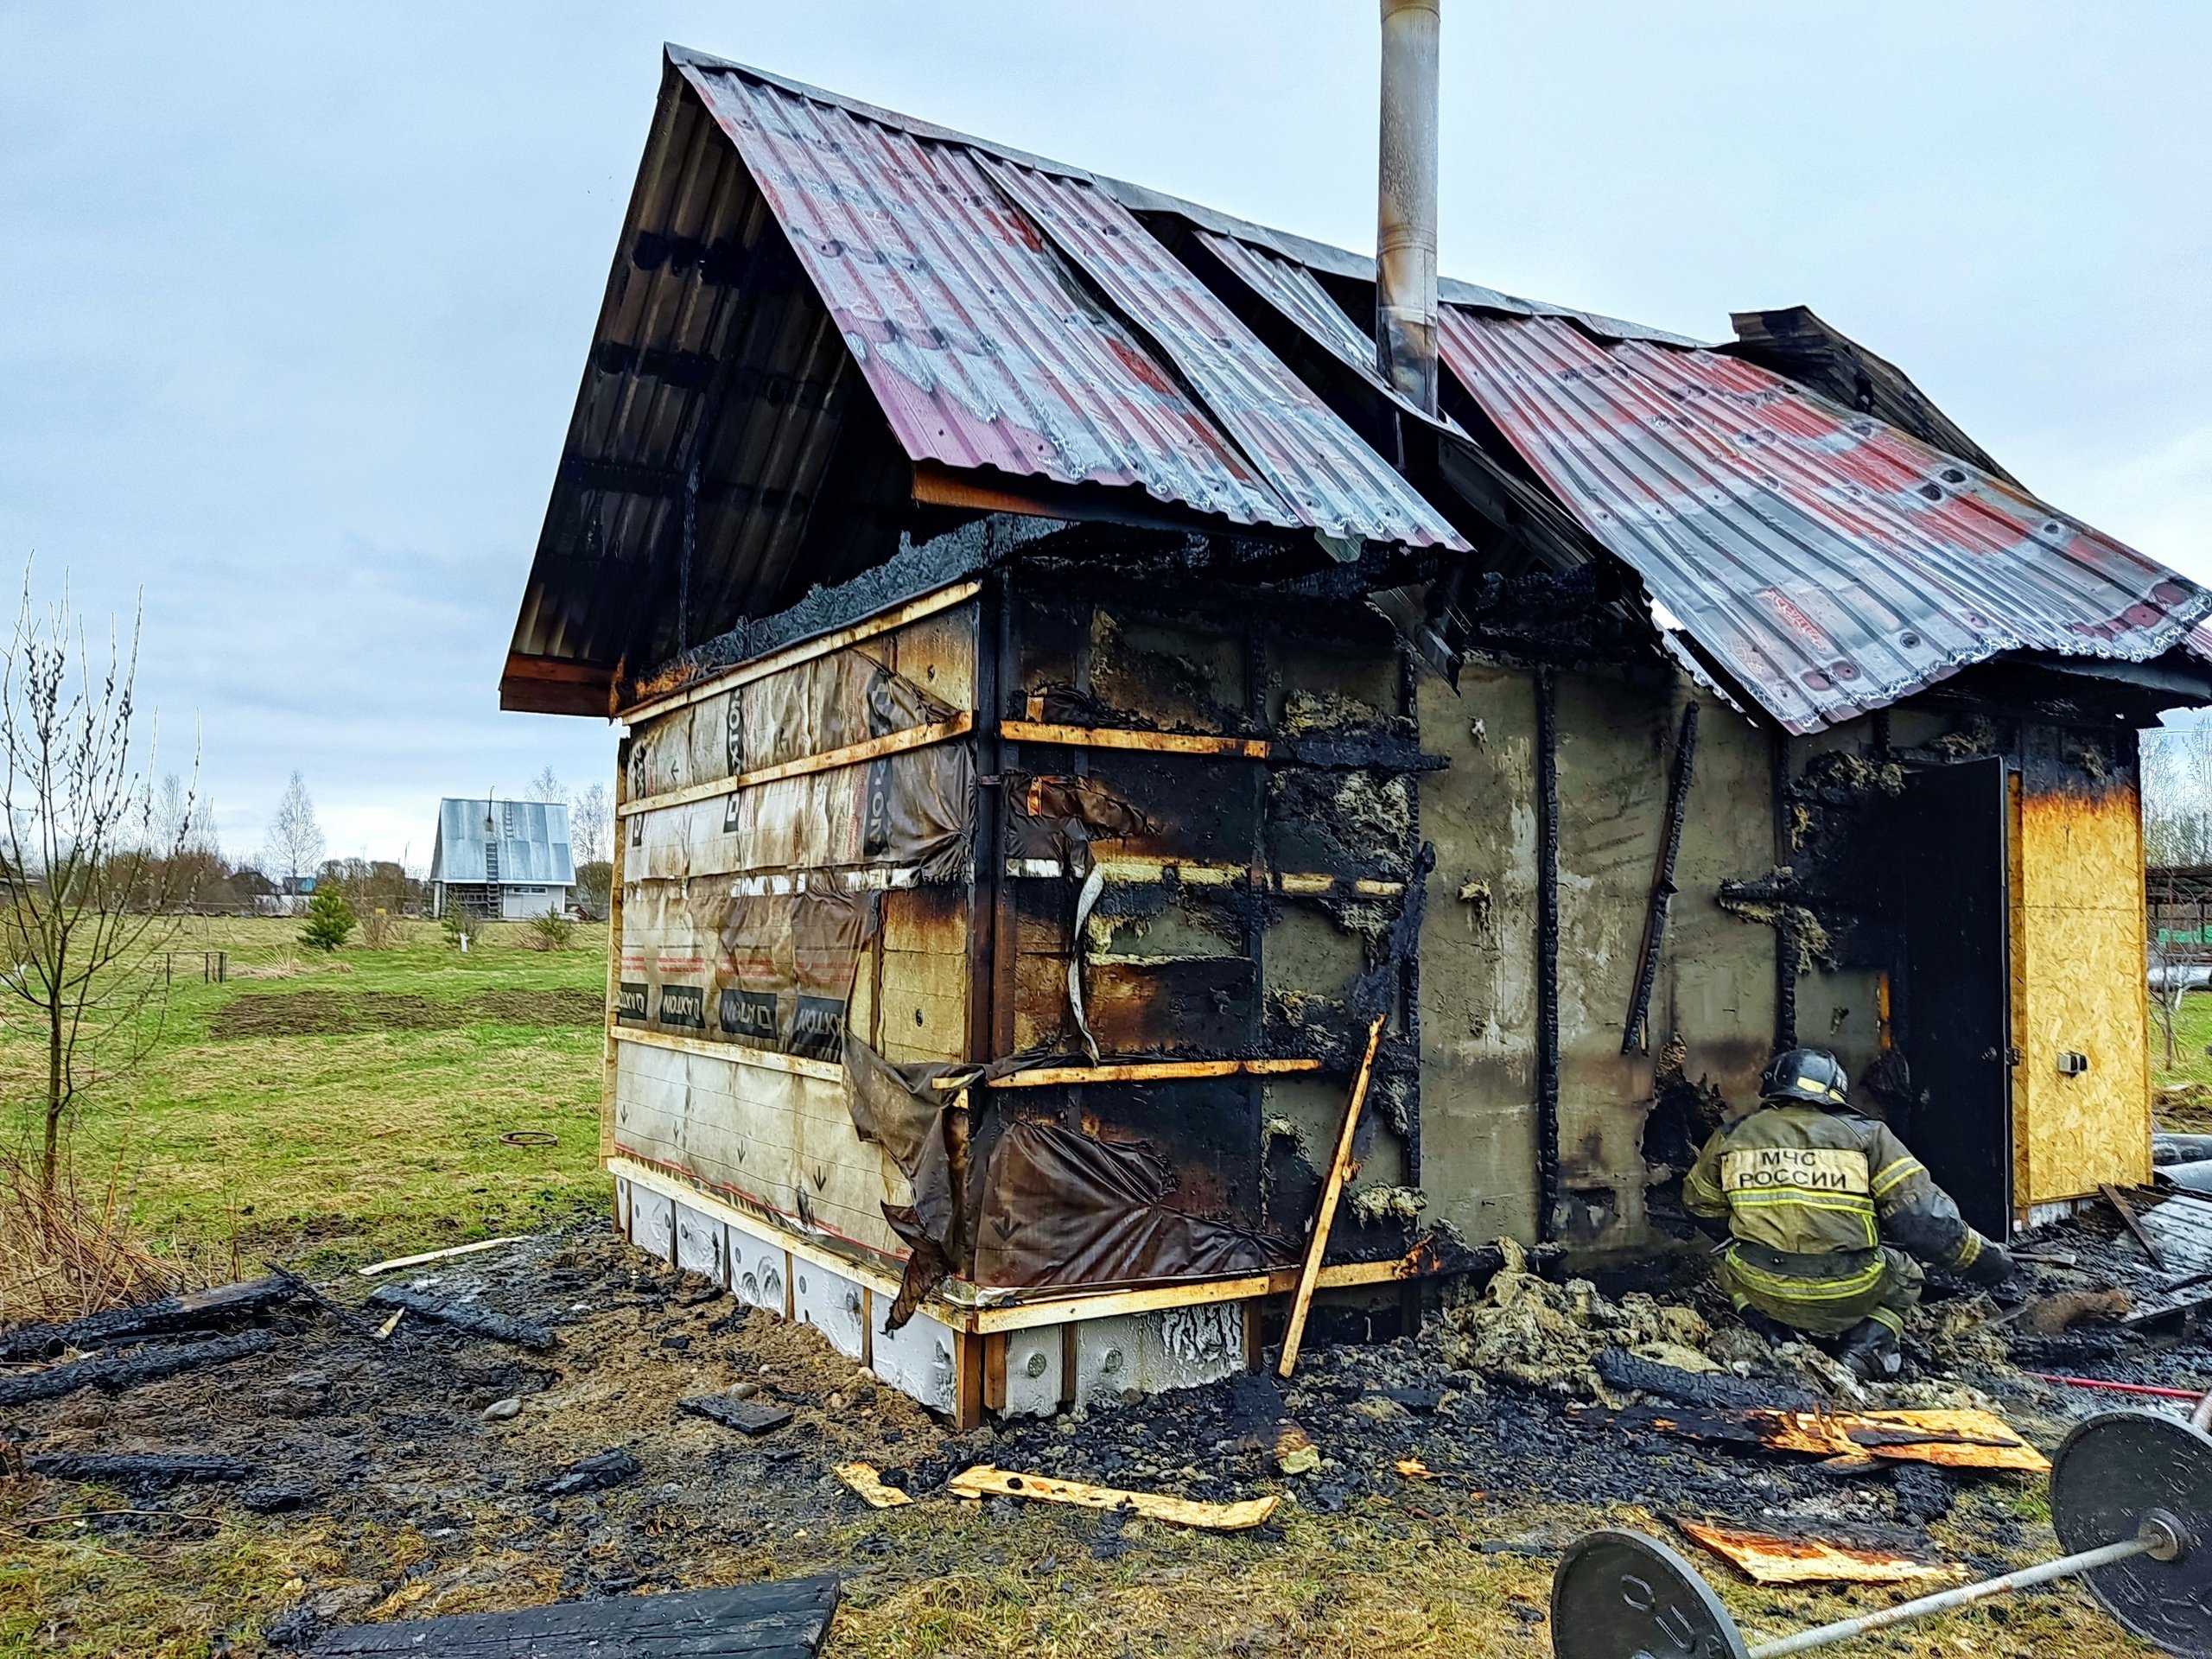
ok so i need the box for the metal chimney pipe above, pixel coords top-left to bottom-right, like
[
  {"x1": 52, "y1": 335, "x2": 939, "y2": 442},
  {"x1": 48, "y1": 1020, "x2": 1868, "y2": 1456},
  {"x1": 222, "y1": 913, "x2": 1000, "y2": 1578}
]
[{"x1": 1376, "y1": 0, "x2": 1440, "y2": 416}]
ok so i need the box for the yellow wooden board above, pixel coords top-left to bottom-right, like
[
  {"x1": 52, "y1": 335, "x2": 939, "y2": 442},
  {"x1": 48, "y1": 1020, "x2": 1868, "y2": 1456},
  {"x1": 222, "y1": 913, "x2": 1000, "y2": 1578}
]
[
  {"x1": 1752, "y1": 1408, "x2": 2049, "y2": 1473},
  {"x1": 2012, "y1": 781, "x2": 2152, "y2": 1205},
  {"x1": 947, "y1": 1465, "x2": 1280, "y2": 1530},
  {"x1": 1676, "y1": 1519, "x2": 1958, "y2": 1586},
  {"x1": 834, "y1": 1462, "x2": 914, "y2": 1509}
]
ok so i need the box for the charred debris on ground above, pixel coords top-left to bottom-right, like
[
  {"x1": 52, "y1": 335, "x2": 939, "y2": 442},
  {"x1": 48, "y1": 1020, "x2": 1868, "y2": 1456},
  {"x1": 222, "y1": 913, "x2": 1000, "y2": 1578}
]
[{"x1": 4, "y1": 1201, "x2": 2211, "y2": 1647}]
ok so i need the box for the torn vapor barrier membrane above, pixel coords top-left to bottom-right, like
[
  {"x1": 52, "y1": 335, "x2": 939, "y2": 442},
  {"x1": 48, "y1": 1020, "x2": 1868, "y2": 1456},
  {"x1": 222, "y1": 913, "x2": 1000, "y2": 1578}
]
[
  {"x1": 1007, "y1": 773, "x2": 1154, "y2": 1066},
  {"x1": 843, "y1": 1039, "x2": 982, "y2": 1330},
  {"x1": 846, "y1": 1041, "x2": 1292, "y2": 1312},
  {"x1": 619, "y1": 884, "x2": 881, "y2": 1057},
  {"x1": 972, "y1": 1121, "x2": 1291, "y2": 1290},
  {"x1": 628, "y1": 631, "x2": 963, "y2": 798}
]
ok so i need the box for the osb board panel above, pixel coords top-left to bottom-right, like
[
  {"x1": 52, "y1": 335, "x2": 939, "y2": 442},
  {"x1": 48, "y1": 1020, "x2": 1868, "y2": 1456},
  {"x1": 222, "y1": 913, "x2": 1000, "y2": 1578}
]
[
  {"x1": 1414, "y1": 665, "x2": 1777, "y2": 1250},
  {"x1": 613, "y1": 1039, "x2": 905, "y2": 1262},
  {"x1": 2012, "y1": 781, "x2": 2152, "y2": 1203},
  {"x1": 876, "y1": 956, "x2": 968, "y2": 1065},
  {"x1": 1644, "y1": 686, "x2": 1777, "y2": 1100},
  {"x1": 875, "y1": 887, "x2": 969, "y2": 1065},
  {"x1": 880, "y1": 605, "x2": 977, "y2": 716},
  {"x1": 1550, "y1": 672, "x2": 1668, "y2": 1248}
]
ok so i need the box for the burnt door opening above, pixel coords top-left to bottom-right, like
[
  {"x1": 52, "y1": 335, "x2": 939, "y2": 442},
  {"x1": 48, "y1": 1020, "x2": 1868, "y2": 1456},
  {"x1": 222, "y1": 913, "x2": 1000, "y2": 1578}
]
[{"x1": 1887, "y1": 754, "x2": 2012, "y2": 1238}]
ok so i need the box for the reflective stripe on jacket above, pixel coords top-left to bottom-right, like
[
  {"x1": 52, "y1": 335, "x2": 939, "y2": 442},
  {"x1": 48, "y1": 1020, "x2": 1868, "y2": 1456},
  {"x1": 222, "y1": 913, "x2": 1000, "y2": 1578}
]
[{"x1": 1684, "y1": 1103, "x2": 1987, "y2": 1275}]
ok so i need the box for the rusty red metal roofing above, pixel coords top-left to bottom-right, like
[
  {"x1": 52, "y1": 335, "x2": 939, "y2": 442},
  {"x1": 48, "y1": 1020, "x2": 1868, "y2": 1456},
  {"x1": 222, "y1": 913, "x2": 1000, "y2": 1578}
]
[
  {"x1": 983, "y1": 162, "x2": 1461, "y2": 550},
  {"x1": 1436, "y1": 309, "x2": 2212, "y2": 733},
  {"x1": 683, "y1": 63, "x2": 1461, "y2": 550}
]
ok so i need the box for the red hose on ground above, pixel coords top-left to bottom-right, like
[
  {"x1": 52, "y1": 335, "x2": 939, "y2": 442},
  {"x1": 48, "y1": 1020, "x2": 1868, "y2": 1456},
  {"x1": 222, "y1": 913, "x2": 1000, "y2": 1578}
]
[{"x1": 2025, "y1": 1371, "x2": 2207, "y2": 1402}]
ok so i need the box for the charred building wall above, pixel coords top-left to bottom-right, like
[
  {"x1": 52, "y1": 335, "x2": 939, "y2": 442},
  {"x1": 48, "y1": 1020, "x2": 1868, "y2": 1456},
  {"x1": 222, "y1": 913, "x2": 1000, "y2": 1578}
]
[
  {"x1": 1416, "y1": 664, "x2": 1777, "y2": 1254},
  {"x1": 601, "y1": 525, "x2": 2163, "y2": 1414}
]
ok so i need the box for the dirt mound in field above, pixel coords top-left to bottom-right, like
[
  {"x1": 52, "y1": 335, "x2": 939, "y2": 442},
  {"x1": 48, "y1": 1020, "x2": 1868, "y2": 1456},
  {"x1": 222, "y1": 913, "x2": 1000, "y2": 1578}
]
[{"x1": 207, "y1": 988, "x2": 601, "y2": 1039}]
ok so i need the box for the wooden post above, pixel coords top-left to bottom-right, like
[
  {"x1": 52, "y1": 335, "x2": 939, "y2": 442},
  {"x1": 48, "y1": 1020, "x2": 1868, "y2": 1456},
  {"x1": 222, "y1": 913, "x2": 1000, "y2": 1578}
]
[
  {"x1": 981, "y1": 1332, "x2": 1008, "y2": 1412},
  {"x1": 601, "y1": 735, "x2": 631, "y2": 1169},
  {"x1": 1277, "y1": 1015, "x2": 1387, "y2": 1378},
  {"x1": 953, "y1": 1328, "x2": 987, "y2": 1432}
]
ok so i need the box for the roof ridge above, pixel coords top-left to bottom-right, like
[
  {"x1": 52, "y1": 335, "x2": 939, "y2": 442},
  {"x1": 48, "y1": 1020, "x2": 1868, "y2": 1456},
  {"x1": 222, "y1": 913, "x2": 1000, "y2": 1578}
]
[{"x1": 661, "y1": 42, "x2": 1701, "y2": 347}]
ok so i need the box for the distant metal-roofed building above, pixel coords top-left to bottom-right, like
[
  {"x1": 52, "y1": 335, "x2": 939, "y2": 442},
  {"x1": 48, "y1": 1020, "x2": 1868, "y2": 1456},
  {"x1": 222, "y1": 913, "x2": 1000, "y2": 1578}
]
[{"x1": 429, "y1": 798, "x2": 575, "y2": 920}]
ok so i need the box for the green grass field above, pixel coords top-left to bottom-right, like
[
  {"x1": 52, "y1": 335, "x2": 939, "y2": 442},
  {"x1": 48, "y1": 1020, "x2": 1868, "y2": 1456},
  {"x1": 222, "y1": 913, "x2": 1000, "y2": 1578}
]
[{"x1": 0, "y1": 916, "x2": 610, "y2": 1274}]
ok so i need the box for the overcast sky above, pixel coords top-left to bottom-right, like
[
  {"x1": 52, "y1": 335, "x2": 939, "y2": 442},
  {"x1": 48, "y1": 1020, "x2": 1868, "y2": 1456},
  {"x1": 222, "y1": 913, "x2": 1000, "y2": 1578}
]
[{"x1": 2, "y1": 3, "x2": 2205, "y2": 867}]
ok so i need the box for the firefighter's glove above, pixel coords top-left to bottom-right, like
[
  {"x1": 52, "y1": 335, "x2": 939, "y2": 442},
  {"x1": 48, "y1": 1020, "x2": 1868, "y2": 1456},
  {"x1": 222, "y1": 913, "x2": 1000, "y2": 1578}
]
[{"x1": 1959, "y1": 1239, "x2": 2017, "y2": 1287}]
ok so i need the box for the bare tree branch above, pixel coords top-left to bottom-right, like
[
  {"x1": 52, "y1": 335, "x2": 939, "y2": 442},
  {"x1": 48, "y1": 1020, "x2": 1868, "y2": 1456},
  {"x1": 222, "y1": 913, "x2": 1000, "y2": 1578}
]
[{"x1": 0, "y1": 568, "x2": 199, "y2": 1188}]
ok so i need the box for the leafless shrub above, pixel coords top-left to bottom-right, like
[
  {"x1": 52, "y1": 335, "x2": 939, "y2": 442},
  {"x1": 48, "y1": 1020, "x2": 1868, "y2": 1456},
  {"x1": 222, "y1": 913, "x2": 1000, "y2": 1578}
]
[
  {"x1": 573, "y1": 858, "x2": 613, "y2": 921},
  {"x1": 0, "y1": 570, "x2": 199, "y2": 1188},
  {"x1": 359, "y1": 906, "x2": 411, "y2": 950}
]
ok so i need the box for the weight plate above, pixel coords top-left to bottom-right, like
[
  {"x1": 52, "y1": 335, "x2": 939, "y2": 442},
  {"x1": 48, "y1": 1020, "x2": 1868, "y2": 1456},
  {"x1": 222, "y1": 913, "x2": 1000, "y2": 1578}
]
[
  {"x1": 2051, "y1": 1409, "x2": 2212, "y2": 1658},
  {"x1": 1551, "y1": 1529, "x2": 1750, "y2": 1659}
]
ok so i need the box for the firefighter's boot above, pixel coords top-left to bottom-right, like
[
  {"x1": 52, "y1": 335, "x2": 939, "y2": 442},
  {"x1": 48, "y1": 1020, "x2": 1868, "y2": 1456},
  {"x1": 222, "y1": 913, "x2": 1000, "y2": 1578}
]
[{"x1": 1837, "y1": 1316, "x2": 1903, "y2": 1381}]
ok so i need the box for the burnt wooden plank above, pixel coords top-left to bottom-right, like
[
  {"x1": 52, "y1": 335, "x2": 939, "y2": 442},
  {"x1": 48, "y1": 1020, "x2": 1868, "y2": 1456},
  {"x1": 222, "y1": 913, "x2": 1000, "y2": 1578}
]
[
  {"x1": 365, "y1": 1286, "x2": 556, "y2": 1350},
  {"x1": 0, "y1": 1275, "x2": 302, "y2": 1363},
  {"x1": 309, "y1": 1575, "x2": 839, "y2": 1656},
  {"x1": 27, "y1": 1452, "x2": 254, "y2": 1487},
  {"x1": 0, "y1": 1330, "x2": 274, "y2": 1408}
]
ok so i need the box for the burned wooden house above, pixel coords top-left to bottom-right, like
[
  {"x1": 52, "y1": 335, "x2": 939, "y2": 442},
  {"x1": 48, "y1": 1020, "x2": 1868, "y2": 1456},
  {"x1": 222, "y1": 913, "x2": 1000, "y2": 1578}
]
[{"x1": 499, "y1": 36, "x2": 2212, "y2": 1423}]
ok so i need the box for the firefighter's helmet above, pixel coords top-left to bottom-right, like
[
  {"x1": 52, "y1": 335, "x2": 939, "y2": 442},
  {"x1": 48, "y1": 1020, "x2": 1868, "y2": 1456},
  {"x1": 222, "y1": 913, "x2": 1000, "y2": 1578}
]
[{"x1": 1759, "y1": 1047, "x2": 1850, "y2": 1108}]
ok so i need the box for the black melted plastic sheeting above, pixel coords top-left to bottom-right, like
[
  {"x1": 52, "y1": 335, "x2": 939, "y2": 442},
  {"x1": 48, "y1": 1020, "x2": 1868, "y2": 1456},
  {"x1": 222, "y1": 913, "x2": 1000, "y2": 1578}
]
[
  {"x1": 842, "y1": 1037, "x2": 981, "y2": 1329},
  {"x1": 971, "y1": 1120, "x2": 1290, "y2": 1290}
]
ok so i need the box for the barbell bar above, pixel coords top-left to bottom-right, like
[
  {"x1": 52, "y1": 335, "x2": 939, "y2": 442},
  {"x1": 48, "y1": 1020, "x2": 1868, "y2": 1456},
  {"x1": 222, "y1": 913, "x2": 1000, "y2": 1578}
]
[{"x1": 1550, "y1": 1408, "x2": 2212, "y2": 1659}]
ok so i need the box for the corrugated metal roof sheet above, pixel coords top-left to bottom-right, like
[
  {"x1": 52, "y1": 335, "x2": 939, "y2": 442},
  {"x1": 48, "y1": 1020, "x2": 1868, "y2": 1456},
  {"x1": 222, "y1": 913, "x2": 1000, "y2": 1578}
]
[
  {"x1": 1198, "y1": 231, "x2": 1402, "y2": 397},
  {"x1": 433, "y1": 798, "x2": 576, "y2": 887},
  {"x1": 683, "y1": 63, "x2": 1460, "y2": 550},
  {"x1": 982, "y1": 162, "x2": 1462, "y2": 550},
  {"x1": 1436, "y1": 309, "x2": 2212, "y2": 733},
  {"x1": 684, "y1": 67, "x2": 1292, "y2": 532}
]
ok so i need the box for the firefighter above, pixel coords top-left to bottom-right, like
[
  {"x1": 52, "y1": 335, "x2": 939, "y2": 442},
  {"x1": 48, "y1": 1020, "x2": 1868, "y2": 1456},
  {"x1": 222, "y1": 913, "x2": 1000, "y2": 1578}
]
[{"x1": 1683, "y1": 1047, "x2": 2015, "y2": 1379}]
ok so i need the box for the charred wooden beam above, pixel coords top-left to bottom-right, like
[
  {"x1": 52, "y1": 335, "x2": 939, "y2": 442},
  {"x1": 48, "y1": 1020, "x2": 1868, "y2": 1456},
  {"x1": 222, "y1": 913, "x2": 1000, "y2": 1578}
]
[
  {"x1": 0, "y1": 1275, "x2": 302, "y2": 1364},
  {"x1": 365, "y1": 1287, "x2": 556, "y2": 1351},
  {"x1": 27, "y1": 1452, "x2": 255, "y2": 1488},
  {"x1": 1624, "y1": 702, "x2": 1700, "y2": 1054},
  {"x1": 0, "y1": 1330, "x2": 275, "y2": 1408},
  {"x1": 310, "y1": 1574, "x2": 841, "y2": 1656},
  {"x1": 628, "y1": 512, "x2": 1063, "y2": 709},
  {"x1": 1535, "y1": 665, "x2": 1561, "y2": 1240}
]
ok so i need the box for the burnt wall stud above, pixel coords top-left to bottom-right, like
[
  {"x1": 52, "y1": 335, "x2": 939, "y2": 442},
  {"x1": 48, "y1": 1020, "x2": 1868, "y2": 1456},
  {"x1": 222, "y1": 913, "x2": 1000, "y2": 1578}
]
[
  {"x1": 1623, "y1": 701, "x2": 1700, "y2": 1055},
  {"x1": 1535, "y1": 664, "x2": 1561, "y2": 1241},
  {"x1": 1770, "y1": 727, "x2": 1796, "y2": 1051}
]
